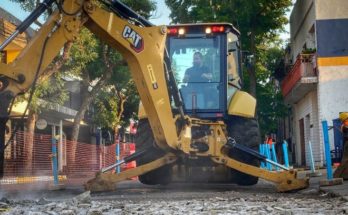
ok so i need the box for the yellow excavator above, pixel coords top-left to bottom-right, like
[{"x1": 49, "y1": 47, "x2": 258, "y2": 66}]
[{"x1": 0, "y1": 0, "x2": 308, "y2": 192}]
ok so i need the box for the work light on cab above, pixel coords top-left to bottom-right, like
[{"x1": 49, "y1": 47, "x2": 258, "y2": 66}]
[
  {"x1": 212, "y1": 26, "x2": 224, "y2": 33},
  {"x1": 167, "y1": 28, "x2": 178, "y2": 35},
  {"x1": 205, "y1": 27, "x2": 212, "y2": 34},
  {"x1": 178, "y1": 28, "x2": 185, "y2": 35}
]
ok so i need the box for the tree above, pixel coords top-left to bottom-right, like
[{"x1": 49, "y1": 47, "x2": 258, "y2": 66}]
[
  {"x1": 165, "y1": 0, "x2": 291, "y2": 97},
  {"x1": 121, "y1": 0, "x2": 156, "y2": 18},
  {"x1": 255, "y1": 45, "x2": 288, "y2": 136},
  {"x1": 63, "y1": 0, "x2": 155, "y2": 165},
  {"x1": 21, "y1": 74, "x2": 67, "y2": 172},
  {"x1": 93, "y1": 79, "x2": 139, "y2": 144}
]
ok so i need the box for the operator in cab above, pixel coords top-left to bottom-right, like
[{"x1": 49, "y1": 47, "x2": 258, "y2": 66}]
[
  {"x1": 180, "y1": 52, "x2": 215, "y2": 110},
  {"x1": 183, "y1": 52, "x2": 212, "y2": 83}
]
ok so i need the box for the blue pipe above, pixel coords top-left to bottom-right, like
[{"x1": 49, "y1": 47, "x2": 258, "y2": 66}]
[
  {"x1": 265, "y1": 144, "x2": 272, "y2": 170},
  {"x1": 282, "y1": 140, "x2": 290, "y2": 168},
  {"x1": 51, "y1": 138, "x2": 59, "y2": 185},
  {"x1": 322, "y1": 120, "x2": 333, "y2": 180},
  {"x1": 271, "y1": 143, "x2": 279, "y2": 171},
  {"x1": 259, "y1": 144, "x2": 266, "y2": 168},
  {"x1": 116, "y1": 142, "x2": 121, "y2": 173},
  {"x1": 308, "y1": 140, "x2": 316, "y2": 174}
]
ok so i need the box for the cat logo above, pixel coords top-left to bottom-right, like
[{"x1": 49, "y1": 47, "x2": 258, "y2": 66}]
[{"x1": 122, "y1": 26, "x2": 144, "y2": 53}]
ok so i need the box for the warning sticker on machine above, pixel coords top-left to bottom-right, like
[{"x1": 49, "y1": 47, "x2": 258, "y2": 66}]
[{"x1": 147, "y1": 64, "x2": 158, "y2": 89}]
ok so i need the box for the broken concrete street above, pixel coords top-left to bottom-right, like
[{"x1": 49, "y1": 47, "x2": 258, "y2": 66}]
[
  {"x1": 2, "y1": 178, "x2": 348, "y2": 215},
  {"x1": 1, "y1": 0, "x2": 348, "y2": 214}
]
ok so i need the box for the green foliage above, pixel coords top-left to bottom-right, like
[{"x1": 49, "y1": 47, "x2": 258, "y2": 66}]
[
  {"x1": 63, "y1": 28, "x2": 99, "y2": 78},
  {"x1": 9, "y1": 0, "x2": 37, "y2": 12},
  {"x1": 121, "y1": 0, "x2": 156, "y2": 19},
  {"x1": 120, "y1": 80, "x2": 140, "y2": 123},
  {"x1": 93, "y1": 90, "x2": 119, "y2": 128},
  {"x1": 255, "y1": 46, "x2": 288, "y2": 136},
  {"x1": 93, "y1": 80, "x2": 139, "y2": 129},
  {"x1": 61, "y1": 0, "x2": 155, "y2": 131},
  {"x1": 165, "y1": 0, "x2": 291, "y2": 47},
  {"x1": 16, "y1": 72, "x2": 68, "y2": 114},
  {"x1": 10, "y1": 0, "x2": 156, "y2": 19},
  {"x1": 165, "y1": 0, "x2": 291, "y2": 82},
  {"x1": 302, "y1": 48, "x2": 316, "y2": 54}
]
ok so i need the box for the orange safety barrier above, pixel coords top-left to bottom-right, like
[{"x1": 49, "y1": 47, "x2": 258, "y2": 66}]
[
  {"x1": 121, "y1": 143, "x2": 136, "y2": 171},
  {"x1": 1, "y1": 131, "x2": 137, "y2": 188}
]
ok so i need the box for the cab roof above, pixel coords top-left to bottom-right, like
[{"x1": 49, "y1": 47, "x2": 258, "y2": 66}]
[{"x1": 167, "y1": 23, "x2": 240, "y2": 36}]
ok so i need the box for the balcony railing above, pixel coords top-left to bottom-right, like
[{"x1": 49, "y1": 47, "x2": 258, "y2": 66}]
[{"x1": 281, "y1": 54, "x2": 317, "y2": 97}]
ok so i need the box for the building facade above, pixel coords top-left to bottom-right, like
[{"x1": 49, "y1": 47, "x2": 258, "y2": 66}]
[{"x1": 281, "y1": 0, "x2": 348, "y2": 167}]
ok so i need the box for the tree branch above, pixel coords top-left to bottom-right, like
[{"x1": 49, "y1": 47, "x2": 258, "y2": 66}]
[{"x1": 40, "y1": 42, "x2": 73, "y2": 81}]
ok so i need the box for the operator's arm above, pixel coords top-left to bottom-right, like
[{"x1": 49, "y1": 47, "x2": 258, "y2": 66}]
[
  {"x1": 201, "y1": 66, "x2": 213, "y2": 81},
  {"x1": 201, "y1": 73, "x2": 212, "y2": 80}
]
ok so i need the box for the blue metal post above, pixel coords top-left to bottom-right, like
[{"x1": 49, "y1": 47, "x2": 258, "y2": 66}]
[
  {"x1": 308, "y1": 140, "x2": 316, "y2": 174},
  {"x1": 322, "y1": 120, "x2": 333, "y2": 180},
  {"x1": 116, "y1": 141, "x2": 121, "y2": 173},
  {"x1": 282, "y1": 141, "x2": 290, "y2": 168},
  {"x1": 260, "y1": 144, "x2": 265, "y2": 168},
  {"x1": 51, "y1": 137, "x2": 59, "y2": 185},
  {"x1": 271, "y1": 143, "x2": 279, "y2": 171},
  {"x1": 265, "y1": 144, "x2": 272, "y2": 170}
]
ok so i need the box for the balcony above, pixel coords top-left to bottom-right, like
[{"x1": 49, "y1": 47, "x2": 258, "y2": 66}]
[{"x1": 281, "y1": 54, "x2": 318, "y2": 104}]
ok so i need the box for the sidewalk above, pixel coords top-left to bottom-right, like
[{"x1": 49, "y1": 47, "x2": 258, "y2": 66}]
[
  {"x1": 320, "y1": 181, "x2": 348, "y2": 197},
  {"x1": 306, "y1": 168, "x2": 348, "y2": 198}
]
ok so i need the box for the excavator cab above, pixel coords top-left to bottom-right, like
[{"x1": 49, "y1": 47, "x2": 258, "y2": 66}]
[{"x1": 167, "y1": 24, "x2": 242, "y2": 119}]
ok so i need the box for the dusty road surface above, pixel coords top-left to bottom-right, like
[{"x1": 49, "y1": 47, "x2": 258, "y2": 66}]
[{"x1": 1, "y1": 179, "x2": 348, "y2": 214}]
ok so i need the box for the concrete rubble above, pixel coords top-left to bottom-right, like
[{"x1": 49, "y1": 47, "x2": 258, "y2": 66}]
[{"x1": 2, "y1": 188, "x2": 348, "y2": 215}]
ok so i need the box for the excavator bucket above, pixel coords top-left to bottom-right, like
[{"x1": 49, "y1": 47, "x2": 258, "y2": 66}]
[{"x1": 334, "y1": 112, "x2": 348, "y2": 179}]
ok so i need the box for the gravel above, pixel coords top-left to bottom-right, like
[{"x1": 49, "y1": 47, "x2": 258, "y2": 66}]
[{"x1": 2, "y1": 188, "x2": 348, "y2": 215}]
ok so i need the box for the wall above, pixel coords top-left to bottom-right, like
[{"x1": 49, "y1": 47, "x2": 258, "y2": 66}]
[
  {"x1": 290, "y1": 0, "x2": 315, "y2": 63},
  {"x1": 316, "y1": 18, "x2": 348, "y2": 58},
  {"x1": 317, "y1": 66, "x2": 348, "y2": 164},
  {"x1": 315, "y1": 0, "x2": 348, "y2": 60},
  {"x1": 292, "y1": 90, "x2": 321, "y2": 166},
  {"x1": 286, "y1": 0, "x2": 348, "y2": 167},
  {"x1": 315, "y1": 0, "x2": 348, "y2": 165},
  {"x1": 316, "y1": 0, "x2": 348, "y2": 20}
]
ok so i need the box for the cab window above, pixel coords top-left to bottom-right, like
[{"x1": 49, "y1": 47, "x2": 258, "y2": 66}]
[{"x1": 169, "y1": 36, "x2": 222, "y2": 111}]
